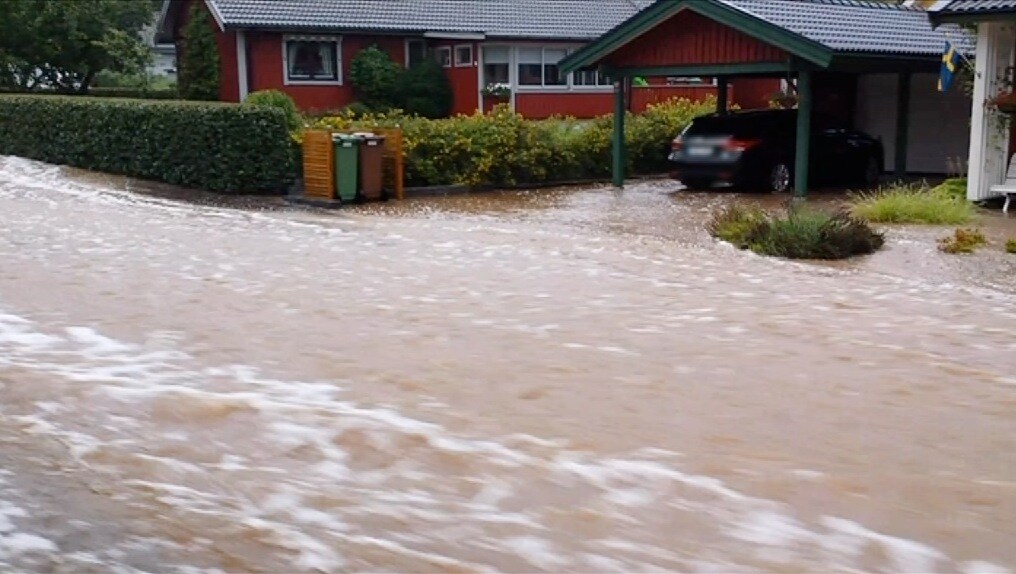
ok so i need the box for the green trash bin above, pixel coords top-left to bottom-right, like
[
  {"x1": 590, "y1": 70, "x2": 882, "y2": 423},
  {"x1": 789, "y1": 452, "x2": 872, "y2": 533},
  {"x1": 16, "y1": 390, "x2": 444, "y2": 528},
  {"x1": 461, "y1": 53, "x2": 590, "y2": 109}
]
[{"x1": 332, "y1": 134, "x2": 361, "y2": 202}]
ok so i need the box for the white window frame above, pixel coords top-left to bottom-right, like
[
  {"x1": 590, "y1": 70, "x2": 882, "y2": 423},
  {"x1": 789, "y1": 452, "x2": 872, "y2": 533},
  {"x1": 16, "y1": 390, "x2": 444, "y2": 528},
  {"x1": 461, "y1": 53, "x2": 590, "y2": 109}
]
[
  {"x1": 434, "y1": 46, "x2": 452, "y2": 68},
  {"x1": 454, "y1": 44, "x2": 473, "y2": 67},
  {"x1": 572, "y1": 66, "x2": 614, "y2": 89},
  {"x1": 282, "y1": 35, "x2": 343, "y2": 86},
  {"x1": 504, "y1": 44, "x2": 613, "y2": 94}
]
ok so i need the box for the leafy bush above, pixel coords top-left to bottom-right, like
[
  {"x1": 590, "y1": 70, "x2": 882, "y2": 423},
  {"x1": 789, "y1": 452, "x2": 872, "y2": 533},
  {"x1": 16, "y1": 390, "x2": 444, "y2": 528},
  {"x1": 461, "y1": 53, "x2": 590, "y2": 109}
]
[
  {"x1": 930, "y1": 177, "x2": 967, "y2": 202},
  {"x1": 938, "y1": 228, "x2": 986, "y2": 254},
  {"x1": 349, "y1": 46, "x2": 403, "y2": 110},
  {"x1": 708, "y1": 203, "x2": 884, "y2": 259},
  {"x1": 304, "y1": 97, "x2": 713, "y2": 187},
  {"x1": 850, "y1": 182, "x2": 974, "y2": 225},
  {"x1": 243, "y1": 89, "x2": 302, "y2": 131},
  {"x1": 178, "y1": 2, "x2": 220, "y2": 101},
  {"x1": 397, "y1": 58, "x2": 453, "y2": 118},
  {"x1": 0, "y1": 95, "x2": 294, "y2": 193},
  {"x1": 1007, "y1": 238, "x2": 1016, "y2": 254}
]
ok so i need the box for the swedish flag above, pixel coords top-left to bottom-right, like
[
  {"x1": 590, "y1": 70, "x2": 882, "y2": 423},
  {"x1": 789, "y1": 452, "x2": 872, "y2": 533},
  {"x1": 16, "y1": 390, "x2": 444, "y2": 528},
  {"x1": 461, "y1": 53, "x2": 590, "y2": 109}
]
[{"x1": 938, "y1": 42, "x2": 961, "y2": 92}]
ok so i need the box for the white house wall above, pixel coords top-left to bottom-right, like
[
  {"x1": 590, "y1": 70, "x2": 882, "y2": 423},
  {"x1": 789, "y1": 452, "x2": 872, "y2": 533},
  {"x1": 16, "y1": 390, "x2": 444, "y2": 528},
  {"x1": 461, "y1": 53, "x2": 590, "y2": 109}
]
[
  {"x1": 854, "y1": 73, "x2": 971, "y2": 175},
  {"x1": 968, "y1": 22, "x2": 1016, "y2": 201}
]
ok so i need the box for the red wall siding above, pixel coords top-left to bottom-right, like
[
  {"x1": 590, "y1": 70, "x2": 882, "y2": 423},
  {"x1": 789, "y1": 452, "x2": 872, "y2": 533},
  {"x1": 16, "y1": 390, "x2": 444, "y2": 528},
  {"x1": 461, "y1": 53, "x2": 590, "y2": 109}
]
[
  {"x1": 218, "y1": 30, "x2": 239, "y2": 102},
  {"x1": 730, "y1": 78, "x2": 779, "y2": 110},
  {"x1": 246, "y1": 33, "x2": 405, "y2": 113},
  {"x1": 516, "y1": 93, "x2": 613, "y2": 119},
  {"x1": 606, "y1": 9, "x2": 788, "y2": 68}
]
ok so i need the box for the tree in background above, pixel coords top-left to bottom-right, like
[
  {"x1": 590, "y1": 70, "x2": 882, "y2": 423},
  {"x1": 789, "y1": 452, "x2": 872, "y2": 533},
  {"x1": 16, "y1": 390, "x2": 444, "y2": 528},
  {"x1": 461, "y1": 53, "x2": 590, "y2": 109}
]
[
  {"x1": 0, "y1": 0, "x2": 153, "y2": 92},
  {"x1": 349, "y1": 46, "x2": 403, "y2": 110},
  {"x1": 177, "y1": 2, "x2": 220, "y2": 101}
]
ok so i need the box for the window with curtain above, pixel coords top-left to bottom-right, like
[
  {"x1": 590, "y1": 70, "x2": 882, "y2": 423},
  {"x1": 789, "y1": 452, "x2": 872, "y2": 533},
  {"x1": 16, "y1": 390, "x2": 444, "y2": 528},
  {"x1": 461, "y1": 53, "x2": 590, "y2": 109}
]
[
  {"x1": 573, "y1": 66, "x2": 613, "y2": 87},
  {"x1": 483, "y1": 46, "x2": 510, "y2": 85},
  {"x1": 542, "y1": 48, "x2": 567, "y2": 86},
  {"x1": 517, "y1": 47, "x2": 543, "y2": 86},
  {"x1": 285, "y1": 38, "x2": 340, "y2": 82}
]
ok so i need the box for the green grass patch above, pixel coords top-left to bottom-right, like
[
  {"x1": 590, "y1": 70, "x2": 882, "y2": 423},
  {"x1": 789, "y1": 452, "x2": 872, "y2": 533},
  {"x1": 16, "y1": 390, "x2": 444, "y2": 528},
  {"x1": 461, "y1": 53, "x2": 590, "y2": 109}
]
[
  {"x1": 708, "y1": 203, "x2": 884, "y2": 260},
  {"x1": 1005, "y1": 238, "x2": 1016, "y2": 254},
  {"x1": 937, "y1": 228, "x2": 987, "y2": 254},
  {"x1": 849, "y1": 182, "x2": 974, "y2": 225}
]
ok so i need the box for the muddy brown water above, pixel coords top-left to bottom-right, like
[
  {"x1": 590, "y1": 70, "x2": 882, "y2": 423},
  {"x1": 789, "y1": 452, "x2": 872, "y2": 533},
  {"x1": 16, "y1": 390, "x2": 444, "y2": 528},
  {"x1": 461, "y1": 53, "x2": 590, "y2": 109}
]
[{"x1": 1, "y1": 155, "x2": 1015, "y2": 573}]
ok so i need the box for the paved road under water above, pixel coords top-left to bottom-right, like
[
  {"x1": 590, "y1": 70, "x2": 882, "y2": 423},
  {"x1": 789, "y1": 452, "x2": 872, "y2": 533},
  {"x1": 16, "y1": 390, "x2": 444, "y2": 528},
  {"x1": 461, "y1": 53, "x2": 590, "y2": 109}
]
[{"x1": 1, "y1": 155, "x2": 1015, "y2": 573}]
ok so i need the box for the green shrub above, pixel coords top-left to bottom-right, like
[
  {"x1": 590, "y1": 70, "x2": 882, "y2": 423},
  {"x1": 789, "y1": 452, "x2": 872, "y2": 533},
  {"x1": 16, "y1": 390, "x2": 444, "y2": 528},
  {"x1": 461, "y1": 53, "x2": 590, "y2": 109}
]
[
  {"x1": 930, "y1": 177, "x2": 967, "y2": 202},
  {"x1": 706, "y1": 204, "x2": 769, "y2": 246},
  {"x1": 850, "y1": 182, "x2": 974, "y2": 225},
  {"x1": 707, "y1": 203, "x2": 884, "y2": 259},
  {"x1": 87, "y1": 87, "x2": 178, "y2": 100},
  {"x1": 0, "y1": 95, "x2": 294, "y2": 193},
  {"x1": 178, "y1": 2, "x2": 220, "y2": 100},
  {"x1": 243, "y1": 89, "x2": 302, "y2": 131},
  {"x1": 1006, "y1": 238, "x2": 1016, "y2": 254},
  {"x1": 938, "y1": 228, "x2": 986, "y2": 254},
  {"x1": 349, "y1": 46, "x2": 403, "y2": 110},
  {"x1": 396, "y1": 58, "x2": 453, "y2": 118}
]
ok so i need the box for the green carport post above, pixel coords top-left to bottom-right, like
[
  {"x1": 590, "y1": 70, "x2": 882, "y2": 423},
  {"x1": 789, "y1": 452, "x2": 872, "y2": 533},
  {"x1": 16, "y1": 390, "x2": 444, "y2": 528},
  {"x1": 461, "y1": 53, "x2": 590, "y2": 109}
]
[
  {"x1": 612, "y1": 77, "x2": 627, "y2": 188},
  {"x1": 794, "y1": 70, "x2": 812, "y2": 198},
  {"x1": 717, "y1": 77, "x2": 729, "y2": 115}
]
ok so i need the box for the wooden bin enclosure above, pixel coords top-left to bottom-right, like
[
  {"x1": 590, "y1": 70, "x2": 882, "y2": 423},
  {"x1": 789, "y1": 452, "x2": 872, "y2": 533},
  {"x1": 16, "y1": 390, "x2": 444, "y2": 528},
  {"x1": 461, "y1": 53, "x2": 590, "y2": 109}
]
[{"x1": 301, "y1": 128, "x2": 405, "y2": 201}]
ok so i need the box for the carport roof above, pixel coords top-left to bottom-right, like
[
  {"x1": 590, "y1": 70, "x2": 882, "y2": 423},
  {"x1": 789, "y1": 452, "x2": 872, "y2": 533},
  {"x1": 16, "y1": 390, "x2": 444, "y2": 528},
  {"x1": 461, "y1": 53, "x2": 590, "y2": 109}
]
[{"x1": 562, "y1": 0, "x2": 974, "y2": 73}]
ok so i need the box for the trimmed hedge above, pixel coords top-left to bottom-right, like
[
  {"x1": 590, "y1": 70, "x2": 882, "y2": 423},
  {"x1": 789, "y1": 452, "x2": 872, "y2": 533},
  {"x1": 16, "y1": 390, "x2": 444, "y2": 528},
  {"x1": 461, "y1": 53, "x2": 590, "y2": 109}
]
[
  {"x1": 307, "y1": 98, "x2": 716, "y2": 187},
  {"x1": 0, "y1": 95, "x2": 294, "y2": 193},
  {"x1": 0, "y1": 88, "x2": 178, "y2": 100}
]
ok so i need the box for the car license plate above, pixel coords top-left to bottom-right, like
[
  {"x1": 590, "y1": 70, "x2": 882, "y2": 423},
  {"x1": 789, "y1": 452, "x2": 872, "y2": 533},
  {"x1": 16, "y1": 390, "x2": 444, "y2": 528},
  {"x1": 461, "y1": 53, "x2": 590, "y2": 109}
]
[{"x1": 686, "y1": 146, "x2": 712, "y2": 157}]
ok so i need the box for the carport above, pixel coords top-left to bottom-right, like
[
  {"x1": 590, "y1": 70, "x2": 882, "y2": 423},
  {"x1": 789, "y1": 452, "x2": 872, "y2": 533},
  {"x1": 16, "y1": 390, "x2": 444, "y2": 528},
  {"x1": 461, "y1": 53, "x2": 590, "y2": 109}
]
[{"x1": 560, "y1": 0, "x2": 974, "y2": 195}]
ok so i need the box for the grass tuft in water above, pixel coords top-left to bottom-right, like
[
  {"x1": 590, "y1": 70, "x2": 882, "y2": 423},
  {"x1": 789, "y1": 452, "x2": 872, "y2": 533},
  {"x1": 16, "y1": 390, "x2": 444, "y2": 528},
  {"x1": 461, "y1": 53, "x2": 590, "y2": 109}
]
[
  {"x1": 707, "y1": 203, "x2": 884, "y2": 260},
  {"x1": 1005, "y1": 238, "x2": 1016, "y2": 254},
  {"x1": 937, "y1": 228, "x2": 987, "y2": 254},
  {"x1": 849, "y1": 181, "x2": 974, "y2": 225}
]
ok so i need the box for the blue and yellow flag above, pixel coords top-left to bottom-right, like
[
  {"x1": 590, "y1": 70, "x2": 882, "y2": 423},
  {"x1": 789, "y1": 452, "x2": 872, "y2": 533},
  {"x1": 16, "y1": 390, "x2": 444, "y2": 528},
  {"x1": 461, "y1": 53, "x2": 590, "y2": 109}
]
[{"x1": 938, "y1": 42, "x2": 961, "y2": 92}]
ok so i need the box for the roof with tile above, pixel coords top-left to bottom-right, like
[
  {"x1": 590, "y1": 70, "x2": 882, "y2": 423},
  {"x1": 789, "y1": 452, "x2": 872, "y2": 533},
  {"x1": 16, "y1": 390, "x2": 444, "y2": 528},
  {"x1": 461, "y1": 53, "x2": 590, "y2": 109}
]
[
  {"x1": 199, "y1": 0, "x2": 655, "y2": 40},
  {"x1": 723, "y1": 0, "x2": 974, "y2": 56}
]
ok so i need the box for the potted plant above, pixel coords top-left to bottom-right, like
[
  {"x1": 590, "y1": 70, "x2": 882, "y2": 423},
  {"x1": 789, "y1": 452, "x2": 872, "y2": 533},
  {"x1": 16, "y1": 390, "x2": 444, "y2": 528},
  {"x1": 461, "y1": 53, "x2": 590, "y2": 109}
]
[{"x1": 482, "y1": 82, "x2": 511, "y2": 101}]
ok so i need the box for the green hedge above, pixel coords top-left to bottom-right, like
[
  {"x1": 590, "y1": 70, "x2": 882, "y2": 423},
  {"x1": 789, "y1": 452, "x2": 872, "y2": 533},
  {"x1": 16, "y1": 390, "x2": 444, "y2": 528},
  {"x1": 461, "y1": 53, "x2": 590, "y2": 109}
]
[
  {"x1": 88, "y1": 87, "x2": 179, "y2": 100},
  {"x1": 0, "y1": 95, "x2": 295, "y2": 193},
  {"x1": 308, "y1": 98, "x2": 716, "y2": 188}
]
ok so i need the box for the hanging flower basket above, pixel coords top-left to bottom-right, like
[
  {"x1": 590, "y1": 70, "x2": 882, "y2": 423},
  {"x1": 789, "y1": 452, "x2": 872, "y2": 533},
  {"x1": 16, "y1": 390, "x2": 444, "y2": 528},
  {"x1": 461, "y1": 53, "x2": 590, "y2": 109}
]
[
  {"x1": 769, "y1": 90, "x2": 799, "y2": 109},
  {"x1": 482, "y1": 83, "x2": 511, "y2": 100},
  {"x1": 989, "y1": 90, "x2": 1016, "y2": 114}
]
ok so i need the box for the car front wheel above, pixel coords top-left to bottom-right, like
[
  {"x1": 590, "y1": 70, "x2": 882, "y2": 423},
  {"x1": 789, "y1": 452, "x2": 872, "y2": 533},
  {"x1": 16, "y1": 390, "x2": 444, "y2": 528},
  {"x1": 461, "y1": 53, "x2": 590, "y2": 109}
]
[{"x1": 768, "y1": 162, "x2": 793, "y2": 193}]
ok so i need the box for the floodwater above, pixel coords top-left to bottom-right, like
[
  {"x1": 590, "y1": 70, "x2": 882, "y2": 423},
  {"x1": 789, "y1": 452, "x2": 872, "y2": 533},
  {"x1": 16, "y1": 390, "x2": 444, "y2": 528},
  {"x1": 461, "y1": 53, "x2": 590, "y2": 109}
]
[{"x1": 1, "y1": 155, "x2": 1015, "y2": 573}]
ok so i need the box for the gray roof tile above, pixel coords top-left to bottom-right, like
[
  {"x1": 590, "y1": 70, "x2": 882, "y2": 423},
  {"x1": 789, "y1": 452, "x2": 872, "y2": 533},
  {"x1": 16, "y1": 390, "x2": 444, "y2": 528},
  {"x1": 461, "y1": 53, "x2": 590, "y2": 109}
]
[
  {"x1": 723, "y1": 0, "x2": 974, "y2": 56},
  {"x1": 207, "y1": 0, "x2": 654, "y2": 40}
]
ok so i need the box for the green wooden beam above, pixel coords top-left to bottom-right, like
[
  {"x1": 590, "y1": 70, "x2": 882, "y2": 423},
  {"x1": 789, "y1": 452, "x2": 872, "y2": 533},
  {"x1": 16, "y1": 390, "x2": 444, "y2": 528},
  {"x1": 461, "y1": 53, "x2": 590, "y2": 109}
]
[
  {"x1": 616, "y1": 61, "x2": 793, "y2": 78},
  {"x1": 613, "y1": 79, "x2": 627, "y2": 188},
  {"x1": 794, "y1": 70, "x2": 812, "y2": 198},
  {"x1": 717, "y1": 77, "x2": 728, "y2": 115},
  {"x1": 894, "y1": 72, "x2": 911, "y2": 178}
]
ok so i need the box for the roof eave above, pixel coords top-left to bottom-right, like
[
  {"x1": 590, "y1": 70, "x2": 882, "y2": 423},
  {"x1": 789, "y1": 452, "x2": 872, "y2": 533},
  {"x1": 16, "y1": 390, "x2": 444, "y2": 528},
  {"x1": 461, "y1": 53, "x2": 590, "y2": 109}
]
[
  {"x1": 930, "y1": 10, "x2": 1016, "y2": 26},
  {"x1": 561, "y1": 0, "x2": 833, "y2": 75}
]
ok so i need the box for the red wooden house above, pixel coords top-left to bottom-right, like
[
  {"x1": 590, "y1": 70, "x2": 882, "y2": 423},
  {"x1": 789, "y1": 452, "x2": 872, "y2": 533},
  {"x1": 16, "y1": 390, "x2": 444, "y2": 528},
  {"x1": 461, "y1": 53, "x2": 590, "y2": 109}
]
[{"x1": 157, "y1": 0, "x2": 777, "y2": 118}]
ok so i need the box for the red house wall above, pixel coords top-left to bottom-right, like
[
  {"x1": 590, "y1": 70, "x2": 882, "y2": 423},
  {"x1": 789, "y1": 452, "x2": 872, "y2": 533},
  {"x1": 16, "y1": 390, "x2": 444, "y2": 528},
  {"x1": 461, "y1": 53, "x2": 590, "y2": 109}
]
[
  {"x1": 246, "y1": 33, "x2": 405, "y2": 113},
  {"x1": 606, "y1": 9, "x2": 789, "y2": 68}
]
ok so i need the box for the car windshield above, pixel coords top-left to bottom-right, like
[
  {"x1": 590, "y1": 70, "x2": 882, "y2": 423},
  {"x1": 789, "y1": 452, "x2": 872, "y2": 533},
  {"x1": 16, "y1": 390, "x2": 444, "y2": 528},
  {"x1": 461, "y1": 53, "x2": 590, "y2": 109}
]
[{"x1": 683, "y1": 113, "x2": 792, "y2": 139}]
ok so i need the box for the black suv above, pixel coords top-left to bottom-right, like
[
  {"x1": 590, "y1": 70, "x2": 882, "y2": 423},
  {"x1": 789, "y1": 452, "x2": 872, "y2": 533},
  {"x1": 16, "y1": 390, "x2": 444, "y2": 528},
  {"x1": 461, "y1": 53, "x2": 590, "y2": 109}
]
[{"x1": 668, "y1": 109, "x2": 883, "y2": 192}]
